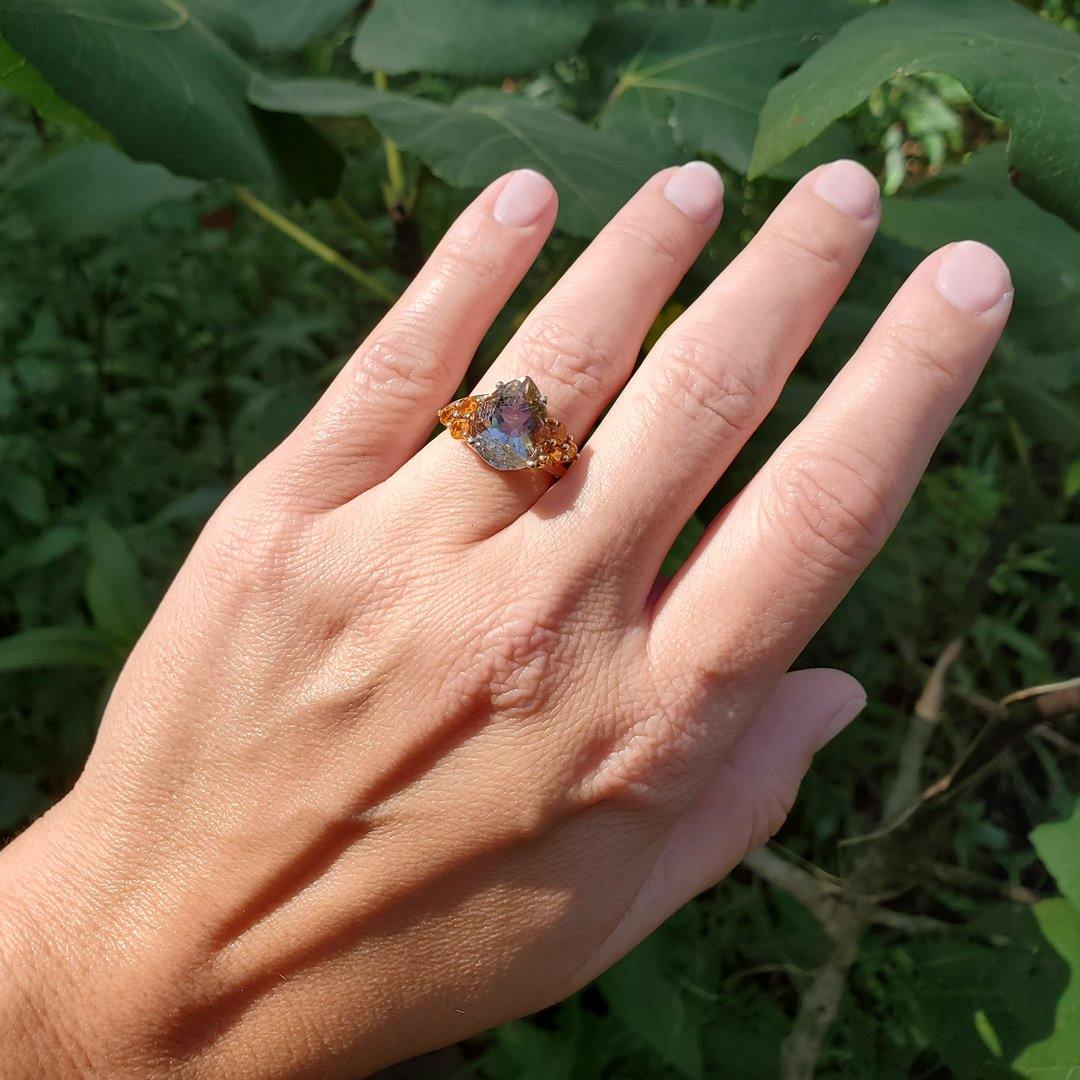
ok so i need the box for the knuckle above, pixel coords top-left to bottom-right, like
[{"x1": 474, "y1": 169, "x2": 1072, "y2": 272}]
[
  {"x1": 511, "y1": 316, "x2": 617, "y2": 407},
  {"x1": 196, "y1": 495, "x2": 315, "y2": 595},
  {"x1": 434, "y1": 226, "x2": 506, "y2": 288},
  {"x1": 765, "y1": 444, "x2": 893, "y2": 576},
  {"x1": 605, "y1": 217, "x2": 686, "y2": 268},
  {"x1": 760, "y1": 221, "x2": 848, "y2": 278},
  {"x1": 877, "y1": 320, "x2": 966, "y2": 391},
  {"x1": 650, "y1": 334, "x2": 769, "y2": 437},
  {"x1": 349, "y1": 324, "x2": 456, "y2": 404},
  {"x1": 454, "y1": 601, "x2": 567, "y2": 721}
]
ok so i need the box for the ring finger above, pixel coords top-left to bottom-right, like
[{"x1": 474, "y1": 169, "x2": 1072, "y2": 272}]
[{"x1": 397, "y1": 162, "x2": 727, "y2": 541}]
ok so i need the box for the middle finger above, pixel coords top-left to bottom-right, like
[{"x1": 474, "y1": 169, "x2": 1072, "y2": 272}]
[{"x1": 533, "y1": 159, "x2": 882, "y2": 596}]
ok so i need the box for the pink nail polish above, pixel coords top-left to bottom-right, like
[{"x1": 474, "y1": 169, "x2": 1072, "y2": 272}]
[
  {"x1": 493, "y1": 169, "x2": 555, "y2": 228},
  {"x1": 812, "y1": 159, "x2": 880, "y2": 220},
  {"x1": 935, "y1": 241, "x2": 1013, "y2": 314},
  {"x1": 663, "y1": 161, "x2": 724, "y2": 224}
]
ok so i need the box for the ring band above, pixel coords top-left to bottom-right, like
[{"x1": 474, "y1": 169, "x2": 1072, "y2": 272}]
[{"x1": 438, "y1": 376, "x2": 578, "y2": 477}]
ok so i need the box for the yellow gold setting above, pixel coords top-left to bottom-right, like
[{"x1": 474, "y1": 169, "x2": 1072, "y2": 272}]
[{"x1": 437, "y1": 376, "x2": 578, "y2": 478}]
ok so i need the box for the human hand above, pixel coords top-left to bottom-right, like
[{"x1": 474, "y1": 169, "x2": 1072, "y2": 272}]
[{"x1": 0, "y1": 160, "x2": 1011, "y2": 1078}]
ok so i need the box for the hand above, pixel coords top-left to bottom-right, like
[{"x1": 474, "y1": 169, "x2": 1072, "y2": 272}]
[{"x1": 0, "y1": 160, "x2": 1011, "y2": 1078}]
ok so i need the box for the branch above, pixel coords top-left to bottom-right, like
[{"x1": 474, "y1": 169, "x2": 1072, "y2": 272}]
[
  {"x1": 759, "y1": 637, "x2": 964, "y2": 1080},
  {"x1": 881, "y1": 637, "x2": 963, "y2": 824},
  {"x1": 742, "y1": 848, "x2": 839, "y2": 922}
]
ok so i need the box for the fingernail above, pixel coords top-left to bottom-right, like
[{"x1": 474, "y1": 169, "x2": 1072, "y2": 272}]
[
  {"x1": 935, "y1": 241, "x2": 1013, "y2": 314},
  {"x1": 816, "y1": 693, "x2": 867, "y2": 749},
  {"x1": 812, "y1": 159, "x2": 880, "y2": 220},
  {"x1": 493, "y1": 169, "x2": 555, "y2": 228},
  {"x1": 663, "y1": 161, "x2": 724, "y2": 224}
]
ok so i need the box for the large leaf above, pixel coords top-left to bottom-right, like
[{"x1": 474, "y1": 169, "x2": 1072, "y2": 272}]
[
  {"x1": 1014, "y1": 804, "x2": 1080, "y2": 1078},
  {"x1": 909, "y1": 905, "x2": 1070, "y2": 1079},
  {"x1": 1032, "y1": 801, "x2": 1080, "y2": 916},
  {"x1": 13, "y1": 142, "x2": 202, "y2": 241},
  {"x1": 591, "y1": 0, "x2": 861, "y2": 173},
  {"x1": 749, "y1": 0, "x2": 1080, "y2": 230},
  {"x1": 0, "y1": 35, "x2": 108, "y2": 137},
  {"x1": 353, "y1": 0, "x2": 604, "y2": 77},
  {"x1": 1015, "y1": 898, "x2": 1080, "y2": 1079},
  {"x1": 878, "y1": 145, "x2": 1080, "y2": 351},
  {"x1": 184, "y1": 0, "x2": 358, "y2": 52},
  {"x1": 250, "y1": 76, "x2": 653, "y2": 237},
  {"x1": 0, "y1": 0, "x2": 342, "y2": 199}
]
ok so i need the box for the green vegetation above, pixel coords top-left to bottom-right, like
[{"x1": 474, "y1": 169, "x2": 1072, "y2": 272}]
[{"x1": 0, "y1": 0, "x2": 1077, "y2": 1075}]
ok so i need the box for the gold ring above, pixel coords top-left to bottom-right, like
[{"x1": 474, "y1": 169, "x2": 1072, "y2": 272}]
[{"x1": 437, "y1": 377, "x2": 578, "y2": 478}]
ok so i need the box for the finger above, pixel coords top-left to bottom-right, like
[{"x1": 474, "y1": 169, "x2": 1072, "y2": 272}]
[
  {"x1": 398, "y1": 162, "x2": 725, "y2": 541},
  {"x1": 653, "y1": 241, "x2": 1012, "y2": 682},
  {"x1": 258, "y1": 170, "x2": 557, "y2": 510},
  {"x1": 537, "y1": 160, "x2": 880, "y2": 591},
  {"x1": 568, "y1": 669, "x2": 865, "y2": 984}
]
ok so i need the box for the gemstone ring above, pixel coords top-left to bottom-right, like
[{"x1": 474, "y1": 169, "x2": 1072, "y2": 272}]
[{"x1": 437, "y1": 377, "x2": 578, "y2": 477}]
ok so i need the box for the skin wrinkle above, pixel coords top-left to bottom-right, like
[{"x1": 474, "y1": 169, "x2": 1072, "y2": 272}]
[{"x1": 0, "y1": 161, "x2": 1012, "y2": 1079}]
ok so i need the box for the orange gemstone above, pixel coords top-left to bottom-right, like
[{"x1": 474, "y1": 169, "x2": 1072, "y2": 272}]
[{"x1": 449, "y1": 418, "x2": 472, "y2": 440}]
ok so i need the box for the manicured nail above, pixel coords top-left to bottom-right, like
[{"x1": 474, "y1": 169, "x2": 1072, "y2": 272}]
[
  {"x1": 493, "y1": 169, "x2": 555, "y2": 228},
  {"x1": 816, "y1": 693, "x2": 867, "y2": 749},
  {"x1": 935, "y1": 241, "x2": 1013, "y2": 314},
  {"x1": 812, "y1": 159, "x2": 880, "y2": 219},
  {"x1": 663, "y1": 161, "x2": 724, "y2": 224}
]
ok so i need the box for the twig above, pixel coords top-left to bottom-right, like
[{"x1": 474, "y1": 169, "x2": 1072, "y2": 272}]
[
  {"x1": 882, "y1": 638, "x2": 963, "y2": 824},
  {"x1": 765, "y1": 637, "x2": 964, "y2": 1080},
  {"x1": 742, "y1": 848, "x2": 839, "y2": 921}
]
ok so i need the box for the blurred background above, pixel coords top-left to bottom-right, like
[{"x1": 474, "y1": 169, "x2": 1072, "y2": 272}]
[{"x1": 0, "y1": 1, "x2": 1077, "y2": 1077}]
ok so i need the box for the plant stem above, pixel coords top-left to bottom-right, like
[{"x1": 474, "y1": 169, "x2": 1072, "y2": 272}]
[
  {"x1": 373, "y1": 71, "x2": 407, "y2": 208},
  {"x1": 234, "y1": 187, "x2": 397, "y2": 304}
]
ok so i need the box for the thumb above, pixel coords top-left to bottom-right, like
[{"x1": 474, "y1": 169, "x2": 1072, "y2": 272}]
[{"x1": 579, "y1": 669, "x2": 865, "y2": 980}]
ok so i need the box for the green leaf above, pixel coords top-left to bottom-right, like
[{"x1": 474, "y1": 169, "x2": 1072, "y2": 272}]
[
  {"x1": 592, "y1": 0, "x2": 861, "y2": 173},
  {"x1": 354, "y1": 0, "x2": 603, "y2": 77},
  {"x1": 878, "y1": 145, "x2": 1080, "y2": 349},
  {"x1": 185, "y1": 0, "x2": 358, "y2": 52},
  {"x1": 0, "y1": 625, "x2": 121, "y2": 673},
  {"x1": 0, "y1": 0, "x2": 342, "y2": 200},
  {"x1": 13, "y1": 142, "x2": 202, "y2": 241},
  {"x1": 84, "y1": 518, "x2": 147, "y2": 646},
  {"x1": 749, "y1": 0, "x2": 1080, "y2": 230},
  {"x1": 1015, "y1": 897, "x2": 1080, "y2": 1079},
  {"x1": 598, "y1": 935, "x2": 703, "y2": 1078},
  {"x1": 910, "y1": 905, "x2": 1070, "y2": 1079},
  {"x1": 1032, "y1": 801, "x2": 1080, "y2": 912},
  {"x1": 0, "y1": 35, "x2": 108, "y2": 137},
  {"x1": 249, "y1": 76, "x2": 653, "y2": 238}
]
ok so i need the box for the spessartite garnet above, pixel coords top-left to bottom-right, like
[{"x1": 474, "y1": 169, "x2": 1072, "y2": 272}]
[{"x1": 469, "y1": 377, "x2": 547, "y2": 470}]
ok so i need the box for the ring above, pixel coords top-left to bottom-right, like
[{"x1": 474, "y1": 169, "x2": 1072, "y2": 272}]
[{"x1": 438, "y1": 376, "x2": 578, "y2": 477}]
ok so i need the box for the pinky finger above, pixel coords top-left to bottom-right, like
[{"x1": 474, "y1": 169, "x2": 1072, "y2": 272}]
[{"x1": 652, "y1": 241, "x2": 1013, "y2": 683}]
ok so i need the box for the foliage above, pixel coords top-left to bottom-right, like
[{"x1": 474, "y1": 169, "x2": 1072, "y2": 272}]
[{"x1": 0, "y1": 0, "x2": 1077, "y2": 1077}]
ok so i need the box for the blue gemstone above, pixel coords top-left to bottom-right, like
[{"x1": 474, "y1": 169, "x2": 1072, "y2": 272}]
[{"x1": 471, "y1": 377, "x2": 545, "y2": 470}]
